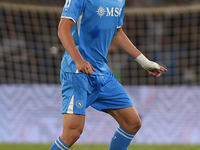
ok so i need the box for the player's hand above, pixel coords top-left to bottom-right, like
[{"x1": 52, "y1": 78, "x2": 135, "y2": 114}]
[
  {"x1": 75, "y1": 59, "x2": 96, "y2": 75},
  {"x1": 148, "y1": 65, "x2": 167, "y2": 78}
]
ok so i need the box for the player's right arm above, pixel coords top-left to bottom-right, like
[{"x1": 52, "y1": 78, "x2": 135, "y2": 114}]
[{"x1": 58, "y1": 18, "x2": 96, "y2": 75}]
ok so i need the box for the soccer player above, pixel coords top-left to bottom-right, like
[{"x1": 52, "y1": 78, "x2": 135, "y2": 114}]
[{"x1": 50, "y1": 0, "x2": 167, "y2": 149}]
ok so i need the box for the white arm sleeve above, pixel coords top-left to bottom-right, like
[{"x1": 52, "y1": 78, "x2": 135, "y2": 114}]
[{"x1": 134, "y1": 54, "x2": 160, "y2": 71}]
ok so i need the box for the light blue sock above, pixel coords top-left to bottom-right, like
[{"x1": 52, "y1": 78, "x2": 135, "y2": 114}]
[
  {"x1": 108, "y1": 126, "x2": 135, "y2": 150},
  {"x1": 50, "y1": 137, "x2": 70, "y2": 150}
]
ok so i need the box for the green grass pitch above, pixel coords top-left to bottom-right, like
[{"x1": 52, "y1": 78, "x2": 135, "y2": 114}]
[{"x1": 0, "y1": 144, "x2": 200, "y2": 150}]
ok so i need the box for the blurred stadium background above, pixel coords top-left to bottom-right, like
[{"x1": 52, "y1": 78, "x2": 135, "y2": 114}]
[{"x1": 0, "y1": 0, "x2": 200, "y2": 147}]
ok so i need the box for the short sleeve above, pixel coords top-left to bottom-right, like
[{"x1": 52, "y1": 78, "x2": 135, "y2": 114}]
[
  {"x1": 61, "y1": 0, "x2": 86, "y2": 23},
  {"x1": 117, "y1": 5, "x2": 125, "y2": 28}
]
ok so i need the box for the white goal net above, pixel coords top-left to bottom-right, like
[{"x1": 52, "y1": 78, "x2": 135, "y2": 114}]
[{"x1": 0, "y1": 2, "x2": 200, "y2": 85}]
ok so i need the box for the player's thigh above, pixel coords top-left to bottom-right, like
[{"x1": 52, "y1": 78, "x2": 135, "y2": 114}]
[
  {"x1": 106, "y1": 106, "x2": 141, "y2": 133},
  {"x1": 62, "y1": 114, "x2": 85, "y2": 134}
]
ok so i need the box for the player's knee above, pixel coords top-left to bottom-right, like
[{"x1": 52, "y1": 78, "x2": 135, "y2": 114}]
[
  {"x1": 61, "y1": 128, "x2": 83, "y2": 143},
  {"x1": 126, "y1": 119, "x2": 142, "y2": 133},
  {"x1": 70, "y1": 130, "x2": 82, "y2": 141},
  {"x1": 133, "y1": 119, "x2": 142, "y2": 131},
  {"x1": 61, "y1": 123, "x2": 84, "y2": 146},
  {"x1": 70, "y1": 126, "x2": 83, "y2": 140}
]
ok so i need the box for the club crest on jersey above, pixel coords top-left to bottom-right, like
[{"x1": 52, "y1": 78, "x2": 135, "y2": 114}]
[
  {"x1": 96, "y1": 6, "x2": 122, "y2": 18},
  {"x1": 64, "y1": 0, "x2": 71, "y2": 8}
]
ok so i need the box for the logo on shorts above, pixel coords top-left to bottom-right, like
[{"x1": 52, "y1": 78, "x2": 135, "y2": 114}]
[{"x1": 76, "y1": 100, "x2": 84, "y2": 108}]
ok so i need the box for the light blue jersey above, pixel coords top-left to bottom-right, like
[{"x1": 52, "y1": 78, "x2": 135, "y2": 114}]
[
  {"x1": 61, "y1": 0, "x2": 125, "y2": 75},
  {"x1": 60, "y1": 0, "x2": 134, "y2": 115}
]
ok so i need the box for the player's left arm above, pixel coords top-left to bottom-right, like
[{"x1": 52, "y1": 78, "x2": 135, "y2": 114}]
[{"x1": 113, "y1": 27, "x2": 167, "y2": 77}]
